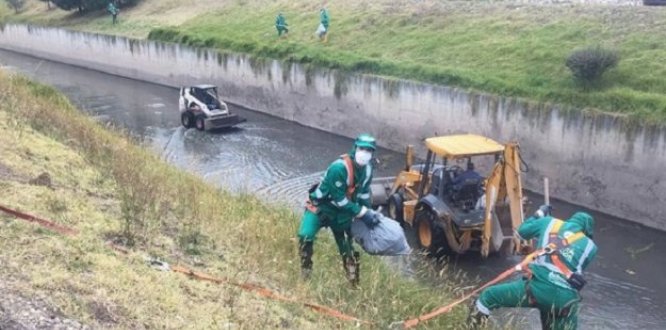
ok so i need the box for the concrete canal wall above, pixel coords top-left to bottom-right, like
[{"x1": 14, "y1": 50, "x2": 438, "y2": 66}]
[{"x1": 0, "y1": 24, "x2": 664, "y2": 230}]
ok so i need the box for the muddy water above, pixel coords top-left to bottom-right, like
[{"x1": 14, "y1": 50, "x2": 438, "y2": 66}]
[{"x1": 1, "y1": 49, "x2": 664, "y2": 329}]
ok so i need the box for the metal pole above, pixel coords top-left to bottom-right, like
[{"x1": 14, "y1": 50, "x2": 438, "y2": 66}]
[{"x1": 543, "y1": 177, "x2": 550, "y2": 205}]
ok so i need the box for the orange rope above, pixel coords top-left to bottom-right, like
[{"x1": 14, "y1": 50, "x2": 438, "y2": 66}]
[
  {"x1": 170, "y1": 265, "x2": 369, "y2": 324},
  {"x1": 398, "y1": 251, "x2": 543, "y2": 329},
  {"x1": 0, "y1": 204, "x2": 369, "y2": 324},
  {"x1": 0, "y1": 204, "x2": 78, "y2": 236}
]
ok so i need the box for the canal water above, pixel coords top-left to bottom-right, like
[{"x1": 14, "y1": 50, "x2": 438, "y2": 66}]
[{"x1": 1, "y1": 49, "x2": 664, "y2": 329}]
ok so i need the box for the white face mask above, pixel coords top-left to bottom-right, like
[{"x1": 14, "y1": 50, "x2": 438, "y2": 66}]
[{"x1": 354, "y1": 149, "x2": 373, "y2": 166}]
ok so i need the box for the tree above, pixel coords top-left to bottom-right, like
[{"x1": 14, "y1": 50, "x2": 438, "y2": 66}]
[
  {"x1": 4, "y1": 0, "x2": 25, "y2": 13},
  {"x1": 38, "y1": 0, "x2": 52, "y2": 10},
  {"x1": 51, "y1": 0, "x2": 139, "y2": 12}
]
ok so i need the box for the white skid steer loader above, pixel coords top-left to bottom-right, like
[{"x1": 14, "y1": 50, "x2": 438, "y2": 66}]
[{"x1": 179, "y1": 85, "x2": 246, "y2": 131}]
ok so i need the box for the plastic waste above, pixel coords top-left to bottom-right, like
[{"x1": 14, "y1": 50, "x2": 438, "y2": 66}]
[{"x1": 351, "y1": 214, "x2": 411, "y2": 256}]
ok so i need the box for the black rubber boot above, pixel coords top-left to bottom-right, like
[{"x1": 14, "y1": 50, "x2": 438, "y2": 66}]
[
  {"x1": 343, "y1": 252, "x2": 360, "y2": 287},
  {"x1": 299, "y1": 241, "x2": 313, "y2": 280}
]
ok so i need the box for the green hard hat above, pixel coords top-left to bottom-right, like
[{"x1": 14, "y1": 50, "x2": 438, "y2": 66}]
[{"x1": 354, "y1": 133, "x2": 377, "y2": 150}]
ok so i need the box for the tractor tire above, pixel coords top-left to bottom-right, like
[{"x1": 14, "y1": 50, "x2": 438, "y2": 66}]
[
  {"x1": 414, "y1": 207, "x2": 451, "y2": 257},
  {"x1": 387, "y1": 193, "x2": 404, "y2": 226},
  {"x1": 195, "y1": 115, "x2": 206, "y2": 131},
  {"x1": 181, "y1": 112, "x2": 194, "y2": 129}
]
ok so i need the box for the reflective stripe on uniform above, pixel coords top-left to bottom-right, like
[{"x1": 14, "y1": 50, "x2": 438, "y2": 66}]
[
  {"x1": 541, "y1": 218, "x2": 559, "y2": 248},
  {"x1": 333, "y1": 197, "x2": 349, "y2": 207},
  {"x1": 359, "y1": 193, "x2": 371, "y2": 199},
  {"x1": 362, "y1": 165, "x2": 371, "y2": 188},
  {"x1": 576, "y1": 239, "x2": 595, "y2": 273},
  {"x1": 314, "y1": 188, "x2": 324, "y2": 199}
]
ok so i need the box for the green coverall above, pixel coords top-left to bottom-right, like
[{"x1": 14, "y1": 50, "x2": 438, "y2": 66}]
[
  {"x1": 275, "y1": 13, "x2": 288, "y2": 37},
  {"x1": 476, "y1": 212, "x2": 597, "y2": 330},
  {"x1": 320, "y1": 9, "x2": 330, "y2": 31},
  {"x1": 107, "y1": 2, "x2": 119, "y2": 25},
  {"x1": 298, "y1": 150, "x2": 373, "y2": 259}
]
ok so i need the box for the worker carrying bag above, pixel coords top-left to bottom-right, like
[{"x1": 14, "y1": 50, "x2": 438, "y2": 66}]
[{"x1": 351, "y1": 213, "x2": 411, "y2": 256}]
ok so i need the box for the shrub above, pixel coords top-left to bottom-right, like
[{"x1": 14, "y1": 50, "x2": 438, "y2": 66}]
[
  {"x1": 4, "y1": 0, "x2": 25, "y2": 13},
  {"x1": 51, "y1": 0, "x2": 140, "y2": 12},
  {"x1": 566, "y1": 46, "x2": 619, "y2": 86}
]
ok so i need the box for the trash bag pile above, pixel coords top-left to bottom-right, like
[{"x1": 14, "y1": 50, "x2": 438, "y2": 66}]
[{"x1": 351, "y1": 214, "x2": 411, "y2": 256}]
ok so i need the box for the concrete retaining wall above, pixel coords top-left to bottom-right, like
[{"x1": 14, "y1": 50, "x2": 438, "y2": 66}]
[{"x1": 0, "y1": 24, "x2": 664, "y2": 230}]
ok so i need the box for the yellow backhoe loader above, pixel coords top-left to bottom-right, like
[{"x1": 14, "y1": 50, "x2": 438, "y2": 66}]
[{"x1": 372, "y1": 134, "x2": 527, "y2": 257}]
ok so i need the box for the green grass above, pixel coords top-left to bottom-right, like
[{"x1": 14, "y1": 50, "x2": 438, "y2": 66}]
[
  {"x1": 146, "y1": 1, "x2": 666, "y2": 124},
  {"x1": 3, "y1": 1, "x2": 666, "y2": 123},
  {"x1": 0, "y1": 70, "x2": 479, "y2": 328}
]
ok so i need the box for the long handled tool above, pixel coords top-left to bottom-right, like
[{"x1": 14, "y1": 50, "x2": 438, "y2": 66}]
[
  {"x1": 544, "y1": 177, "x2": 550, "y2": 206},
  {"x1": 391, "y1": 244, "x2": 547, "y2": 329}
]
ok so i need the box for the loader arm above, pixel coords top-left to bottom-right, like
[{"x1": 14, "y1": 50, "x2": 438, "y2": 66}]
[
  {"x1": 503, "y1": 142, "x2": 525, "y2": 254},
  {"x1": 481, "y1": 142, "x2": 525, "y2": 257}
]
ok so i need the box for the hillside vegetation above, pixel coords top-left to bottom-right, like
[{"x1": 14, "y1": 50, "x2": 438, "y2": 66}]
[
  {"x1": 3, "y1": 0, "x2": 666, "y2": 123},
  {"x1": 0, "y1": 70, "x2": 472, "y2": 328}
]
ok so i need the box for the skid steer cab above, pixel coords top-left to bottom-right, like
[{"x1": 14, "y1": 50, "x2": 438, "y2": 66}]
[
  {"x1": 179, "y1": 85, "x2": 246, "y2": 131},
  {"x1": 372, "y1": 134, "x2": 528, "y2": 258}
]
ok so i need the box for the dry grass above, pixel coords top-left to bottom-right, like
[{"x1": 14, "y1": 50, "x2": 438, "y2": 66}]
[
  {"x1": 0, "y1": 70, "x2": 470, "y2": 328},
  {"x1": 0, "y1": 72, "x2": 319, "y2": 328}
]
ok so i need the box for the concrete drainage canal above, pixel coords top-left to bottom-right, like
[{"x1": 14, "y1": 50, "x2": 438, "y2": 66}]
[{"x1": 1, "y1": 46, "x2": 665, "y2": 329}]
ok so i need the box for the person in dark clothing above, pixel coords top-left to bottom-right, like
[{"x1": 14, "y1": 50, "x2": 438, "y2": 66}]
[
  {"x1": 275, "y1": 12, "x2": 289, "y2": 37},
  {"x1": 107, "y1": 2, "x2": 119, "y2": 25},
  {"x1": 452, "y1": 161, "x2": 483, "y2": 190}
]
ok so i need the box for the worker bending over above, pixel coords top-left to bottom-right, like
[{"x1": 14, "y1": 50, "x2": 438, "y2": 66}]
[
  {"x1": 469, "y1": 206, "x2": 597, "y2": 330},
  {"x1": 297, "y1": 134, "x2": 381, "y2": 286}
]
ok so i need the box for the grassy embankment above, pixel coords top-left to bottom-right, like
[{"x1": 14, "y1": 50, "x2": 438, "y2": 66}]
[
  {"x1": 0, "y1": 70, "x2": 475, "y2": 328},
  {"x1": 3, "y1": 0, "x2": 666, "y2": 124}
]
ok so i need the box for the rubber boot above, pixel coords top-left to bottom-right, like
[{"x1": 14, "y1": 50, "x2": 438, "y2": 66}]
[
  {"x1": 299, "y1": 241, "x2": 313, "y2": 280},
  {"x1": 343, "y1": 252, "x2": 360, "y2": 287}
]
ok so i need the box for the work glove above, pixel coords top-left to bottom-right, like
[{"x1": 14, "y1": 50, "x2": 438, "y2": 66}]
[
  {"x1": 357, "y1": 206, "x2": 380, "y2": 229},
  {"x1": 534, "y1": 204, "x2": 553, "y2": 218}
]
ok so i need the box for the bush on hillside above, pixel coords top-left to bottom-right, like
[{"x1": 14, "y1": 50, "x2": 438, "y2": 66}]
[
  {"x1": 38, "y1": 0, "x2": 53, "y2": 10},
  {"x1": 4, "y1": 0, "x2": 25, "y2": 13},
  {"x1": 566, "y1": 46, "x2": 619, "y2": 87}
]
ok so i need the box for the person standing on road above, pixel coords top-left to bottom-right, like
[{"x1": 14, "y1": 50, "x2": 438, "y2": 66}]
[
  {"x1": 275, "y1": 12, "x2": 289, "y2": 37},
  {"x1": 107, "y1": 1, "x2": 119, "y2": 25},
  {"x1": 298, "y1": 133, "x2": 380, "y2": 286},
  {"x1": 468, "y1": 206, "x2": 598, "y2": 330},
  {"x1": 316, "y1": 7, "x2": 330, "y2": 42}
]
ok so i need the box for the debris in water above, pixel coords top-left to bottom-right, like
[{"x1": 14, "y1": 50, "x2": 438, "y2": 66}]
[
  {"x1": 625, "y1": 269, "x2": 636, "y2": 275},
  {"x1": 625, "y1": 242, "x2": 654, "y2": 260}
]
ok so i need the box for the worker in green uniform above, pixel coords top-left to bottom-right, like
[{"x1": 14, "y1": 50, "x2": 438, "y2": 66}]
[
  {"x1": 317, "y1": 7, "x2": 330, "y2": 42},
  {"x1": 275, "y1": 12, "x2": 289, "y2": 37},
  {"x1": 298, "y1": 133, "x2": 380, "y2": 285},
  {"x1": 107, "y1": 1, "x2": 119, "y2": 25},
  {"x1": 469, "y1": 206, "x2": 597, "y2": 330}
]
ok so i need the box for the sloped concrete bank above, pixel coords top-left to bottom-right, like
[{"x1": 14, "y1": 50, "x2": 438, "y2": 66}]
[{"x1": 0, "y1": 24, "x2": 663, "y2": 230}]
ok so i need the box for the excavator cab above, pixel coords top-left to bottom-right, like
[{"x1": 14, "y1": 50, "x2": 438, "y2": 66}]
[{"x1": 383, "y1": 134, "x2": 527, "y2": 258}]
